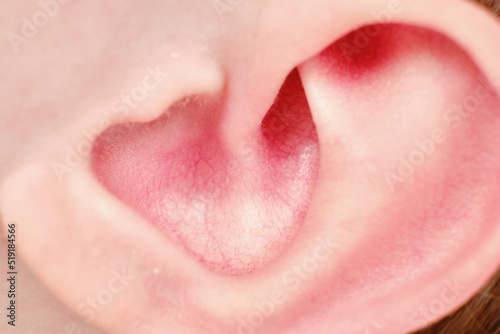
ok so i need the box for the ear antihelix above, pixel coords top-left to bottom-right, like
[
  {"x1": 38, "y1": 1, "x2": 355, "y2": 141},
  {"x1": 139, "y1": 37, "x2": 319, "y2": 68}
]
[{"x1": 293, "y1": 22, "x2": 500, "y2": 332}]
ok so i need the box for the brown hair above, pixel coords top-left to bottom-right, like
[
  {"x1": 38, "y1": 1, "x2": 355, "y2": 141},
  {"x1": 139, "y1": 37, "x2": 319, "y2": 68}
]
[
  {"x1": 475, "y1": 0, "x2": 500, "y2": 16},
  {"x1": 413, "y1": 270, "x2": 500, "y2": 333},
  {"x1": 412, "y1": 1, "x2": 500, "y2": 333}
]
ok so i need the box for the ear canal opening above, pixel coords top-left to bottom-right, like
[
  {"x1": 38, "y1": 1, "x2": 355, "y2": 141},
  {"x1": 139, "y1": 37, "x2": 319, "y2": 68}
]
[{"x1": 91, "y1": 69, "x2": 320, "y2": 276}]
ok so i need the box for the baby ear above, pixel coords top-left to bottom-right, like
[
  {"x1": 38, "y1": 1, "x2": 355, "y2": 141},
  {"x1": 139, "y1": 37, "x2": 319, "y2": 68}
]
[
  {"x1": 295, "y1": 20, "x2": 500, "y2": 333},
  {"x1": 2, "y1": 1, "x2": 500, "y2": 334}
]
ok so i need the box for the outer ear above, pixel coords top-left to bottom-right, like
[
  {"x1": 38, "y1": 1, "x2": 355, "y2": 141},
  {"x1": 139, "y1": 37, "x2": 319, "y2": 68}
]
[
  {"x1": 296, "y1": 22, "x2": 500, "y2": 333},
  {"x1": 2, "y1": 1, "x2": 500, "y2": 334}
]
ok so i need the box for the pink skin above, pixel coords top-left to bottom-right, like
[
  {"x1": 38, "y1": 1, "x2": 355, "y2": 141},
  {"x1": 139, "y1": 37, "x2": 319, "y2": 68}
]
[
  {"x1": 91, "y1": 69, "x2": 319, "y2": 275},
  {"x1": 1, "y1": 1, "x2": 500, "y2": 334}
]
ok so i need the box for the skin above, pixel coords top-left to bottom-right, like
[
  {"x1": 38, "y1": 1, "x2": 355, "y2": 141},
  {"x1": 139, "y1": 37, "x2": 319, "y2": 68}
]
[{"x1": 1, "y1": 0, "x2": 500, "y2": 334}]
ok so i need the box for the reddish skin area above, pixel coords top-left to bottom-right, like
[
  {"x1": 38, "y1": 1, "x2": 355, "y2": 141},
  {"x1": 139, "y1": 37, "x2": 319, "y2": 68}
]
[
  {"x1": 278, "y1": 25, "x2": 500, "y2": 332},
  {"x1": 91, "y1": 29, "x2": 500, "y2": 327},
  {"x1": 92, "y1": 70, "x2": 320, "y2": 275}
]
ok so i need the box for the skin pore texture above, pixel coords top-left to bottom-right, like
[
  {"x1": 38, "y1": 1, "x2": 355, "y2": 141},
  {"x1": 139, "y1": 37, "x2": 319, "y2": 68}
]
[
  {"x1": 91, "y1": 70, "x2": 319, "y2": 275},
  {"x1": 1, "y1": 1, "x2": 500, "y2": 334}
]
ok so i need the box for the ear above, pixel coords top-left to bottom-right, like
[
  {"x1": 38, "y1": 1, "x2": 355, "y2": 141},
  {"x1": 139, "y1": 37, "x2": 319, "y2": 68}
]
[{"x1": 2, "y1": 0, "x2": 500, "y2": 334}]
